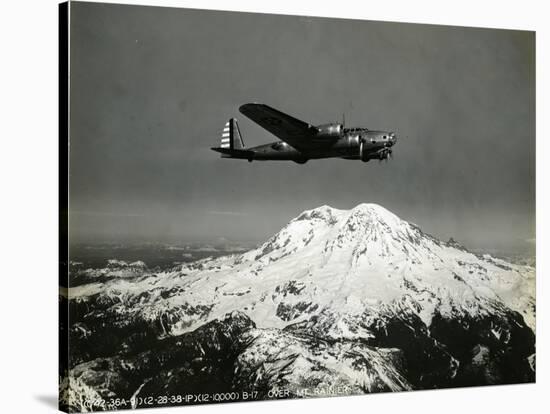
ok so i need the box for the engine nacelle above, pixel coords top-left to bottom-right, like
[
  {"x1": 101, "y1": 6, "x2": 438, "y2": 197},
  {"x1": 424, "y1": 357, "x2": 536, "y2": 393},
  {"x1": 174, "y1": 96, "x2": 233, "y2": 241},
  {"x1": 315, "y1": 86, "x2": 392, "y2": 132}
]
[
  {"x1": 359, "y1": 141, "x2": 369, "y2": 162},
  {"x1": 315, "y1": 123, "x2": 343, "y2": 139}
]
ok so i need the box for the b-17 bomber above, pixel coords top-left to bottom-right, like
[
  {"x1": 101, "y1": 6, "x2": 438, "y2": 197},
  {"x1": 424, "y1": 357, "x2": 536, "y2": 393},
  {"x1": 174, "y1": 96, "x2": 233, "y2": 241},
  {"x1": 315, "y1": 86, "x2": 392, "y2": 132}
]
[{"x1": 212, "y1": 103, "x2": 397, "y2": 164}]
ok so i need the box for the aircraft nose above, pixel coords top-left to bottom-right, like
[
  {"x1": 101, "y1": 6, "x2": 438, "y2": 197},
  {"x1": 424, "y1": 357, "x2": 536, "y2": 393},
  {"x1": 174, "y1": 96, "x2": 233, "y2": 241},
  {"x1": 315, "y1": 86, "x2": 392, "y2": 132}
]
[{"x1": 389, "y1": 132, "x2": 397, "y2": 146}]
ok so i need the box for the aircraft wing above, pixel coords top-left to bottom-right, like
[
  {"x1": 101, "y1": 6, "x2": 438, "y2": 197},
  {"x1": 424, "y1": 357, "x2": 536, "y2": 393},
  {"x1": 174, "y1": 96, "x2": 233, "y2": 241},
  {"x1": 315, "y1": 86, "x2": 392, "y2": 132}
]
[{"x1": 239, "y1": 103, "x2": 318, "y2": 152}]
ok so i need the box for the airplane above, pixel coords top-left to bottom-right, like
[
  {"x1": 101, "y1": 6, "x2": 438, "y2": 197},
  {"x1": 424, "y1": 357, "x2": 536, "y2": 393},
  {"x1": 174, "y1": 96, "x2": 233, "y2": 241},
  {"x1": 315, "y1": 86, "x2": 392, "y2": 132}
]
[{"x1": 211, "y1": 103, "x2": 397, "y2": 164}]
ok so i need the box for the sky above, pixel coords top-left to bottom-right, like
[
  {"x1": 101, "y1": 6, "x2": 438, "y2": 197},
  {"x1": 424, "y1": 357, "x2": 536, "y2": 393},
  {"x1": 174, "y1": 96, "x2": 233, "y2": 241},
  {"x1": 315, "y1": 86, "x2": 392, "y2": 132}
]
[{"x1": 68, "y1": 2, "x2": 535, "y2": 252}]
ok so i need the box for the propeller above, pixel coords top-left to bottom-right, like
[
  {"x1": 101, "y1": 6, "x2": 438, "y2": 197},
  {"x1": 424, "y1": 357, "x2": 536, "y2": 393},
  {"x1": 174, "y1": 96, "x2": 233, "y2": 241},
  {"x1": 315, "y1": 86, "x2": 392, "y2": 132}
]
[{"x1": 378, "y1": 148, "x2": 392, "y2": 162}]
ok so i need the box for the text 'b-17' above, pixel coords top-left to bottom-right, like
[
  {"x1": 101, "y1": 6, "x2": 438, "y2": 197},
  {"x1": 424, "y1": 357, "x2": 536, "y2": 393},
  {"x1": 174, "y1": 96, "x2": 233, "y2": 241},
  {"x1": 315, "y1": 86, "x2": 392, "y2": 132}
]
[{"x1": 211, "y1": 103, "x2": 397, "y2": 164}]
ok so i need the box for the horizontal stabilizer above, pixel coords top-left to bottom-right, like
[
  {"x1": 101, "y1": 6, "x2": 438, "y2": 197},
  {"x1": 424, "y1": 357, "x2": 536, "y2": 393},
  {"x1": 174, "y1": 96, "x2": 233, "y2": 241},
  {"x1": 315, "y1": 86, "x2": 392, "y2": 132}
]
[{"x1": 211, "y1": 147, "x2": 254, "y2": 159}]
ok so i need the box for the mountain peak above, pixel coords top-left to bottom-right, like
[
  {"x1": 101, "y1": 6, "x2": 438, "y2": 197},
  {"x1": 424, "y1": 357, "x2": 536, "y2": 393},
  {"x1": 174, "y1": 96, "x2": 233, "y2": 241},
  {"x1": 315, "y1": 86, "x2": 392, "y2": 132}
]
[
  {"x1": 294, "y1": 203, "x2": 400, "y2": 226},
  {"x1": 69, "y1": 202, "x2": 536, "y2": 344},
  {"x1": 352, "y1": 202, "x2": 388, "y2": 214},
  {"x1": 334, "y1": 203, "x2": 404, "y2": 238},
  {"x1": 294, "y1": 204, "x2": 341, "y2": 224},
  {"x1": 64, "y1": 203, "x2": 536, "y2": 407},
  {"x1": 349, "y1": 203, "x2": 401, "y2": 224}
]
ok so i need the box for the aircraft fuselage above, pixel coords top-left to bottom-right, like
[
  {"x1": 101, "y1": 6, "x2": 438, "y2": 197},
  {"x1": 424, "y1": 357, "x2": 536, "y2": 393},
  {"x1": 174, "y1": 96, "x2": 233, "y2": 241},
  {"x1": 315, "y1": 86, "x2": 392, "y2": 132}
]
[{"x1": 221, "y1": 130, "x2": 396, "y2": 163}]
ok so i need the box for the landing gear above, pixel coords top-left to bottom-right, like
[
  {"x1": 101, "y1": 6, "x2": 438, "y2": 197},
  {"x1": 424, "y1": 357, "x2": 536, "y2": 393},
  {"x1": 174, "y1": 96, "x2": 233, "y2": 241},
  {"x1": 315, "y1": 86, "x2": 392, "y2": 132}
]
[
  {"x1": 248, "y1": 158, "x2": 253, "y2": 163},
  {"x1": 293, "y1": 159, "x2": 308, "y2": 164}
]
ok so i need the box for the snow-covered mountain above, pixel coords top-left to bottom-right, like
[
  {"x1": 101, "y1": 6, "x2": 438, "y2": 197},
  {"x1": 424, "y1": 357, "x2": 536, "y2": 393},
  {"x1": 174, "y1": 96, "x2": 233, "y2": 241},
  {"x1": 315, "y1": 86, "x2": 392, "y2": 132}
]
[{"x1": 62, "y1": 204, "x2": 536, "y2": 411}]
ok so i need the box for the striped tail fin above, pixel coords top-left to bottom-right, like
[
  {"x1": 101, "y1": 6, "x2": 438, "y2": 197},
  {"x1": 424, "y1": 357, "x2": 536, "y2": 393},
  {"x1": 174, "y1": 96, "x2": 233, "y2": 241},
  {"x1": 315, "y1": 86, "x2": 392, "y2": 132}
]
[{"x1": 220, "y1": 118, "x2": 245, "y2": 149}]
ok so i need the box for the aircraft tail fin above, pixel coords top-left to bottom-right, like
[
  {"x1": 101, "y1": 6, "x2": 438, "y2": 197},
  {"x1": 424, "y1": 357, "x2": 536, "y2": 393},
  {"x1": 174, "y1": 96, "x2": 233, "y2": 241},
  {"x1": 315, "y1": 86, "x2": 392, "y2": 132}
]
[{"x1": 219, "y1": 118, "x2": 245, "y2": 150}]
